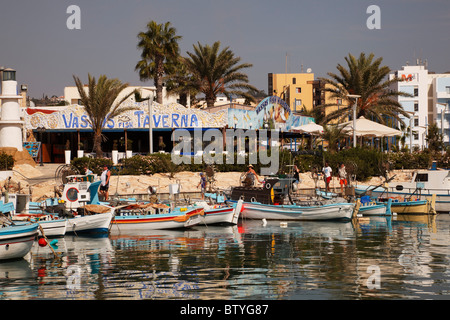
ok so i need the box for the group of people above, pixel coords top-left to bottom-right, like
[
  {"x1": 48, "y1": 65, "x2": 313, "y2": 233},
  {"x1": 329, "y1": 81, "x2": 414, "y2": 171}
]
[{"x1": 322, "y1": 162, "x2": 348, "y2": 193}]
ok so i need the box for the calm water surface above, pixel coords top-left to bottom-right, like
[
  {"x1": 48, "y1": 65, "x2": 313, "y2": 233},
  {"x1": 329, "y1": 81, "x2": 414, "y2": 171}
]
[{"x1": 1, "y1": 214, "x2": 449, "y2": 300}]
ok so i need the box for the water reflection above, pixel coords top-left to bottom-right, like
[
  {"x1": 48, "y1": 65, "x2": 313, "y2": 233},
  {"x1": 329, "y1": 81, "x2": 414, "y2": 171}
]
[{"x1": 0, "y1": 214, "x2": 448, "y2": 300}]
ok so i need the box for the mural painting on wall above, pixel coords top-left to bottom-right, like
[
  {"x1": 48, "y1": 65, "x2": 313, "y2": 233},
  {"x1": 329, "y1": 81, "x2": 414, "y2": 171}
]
[
  {"x1": 227, "y1": 96, "x2": 314, "y2": 131},
  {"x1": 25, "y1": 102, "x2": 228, "y2": 130}
]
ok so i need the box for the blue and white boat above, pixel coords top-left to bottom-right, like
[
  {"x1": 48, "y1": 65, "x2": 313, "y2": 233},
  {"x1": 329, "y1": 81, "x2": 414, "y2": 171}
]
[
  {"x1": 355, "y1": 169, "x2": 450, "y2": 213},
  {"x1": 357, "y1": 196, "x2": 391, "y2": 216},
  {"x1": 240, "y1": 201, "x2": 355, "y2": 221},
  {"x1": 0, "y1": 221, "x2": 38, "y2": 261}
]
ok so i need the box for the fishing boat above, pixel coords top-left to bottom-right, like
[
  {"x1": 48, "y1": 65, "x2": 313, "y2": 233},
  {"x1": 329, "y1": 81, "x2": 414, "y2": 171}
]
[
  {"x1": 357, "y1": 196, "x2": 391, "y2": 216},
  {"x1": 110, "y1": 203, "x2": 204, "y2": 230},
  {"x1": 355, "y1": 168, "x2": 450, "y2": 213},
  {"x1": 13, "y1": 213, "x2": 67, "y2": 237},
  {"x1": 195, "y1": 200, "x2": 243, "y2": 225},
  {"x1": 0, "y1": 221, "x2": 38, "y2": 261},
  {"x1": 65, "y1": 204, "x2": 115, "y2": 234},
  {"x1": 381, "y1": 194, "x2": 437, "y2": 215},
  {"x1": 240, "y1": 201, "x2": 355, "y2": 221}
]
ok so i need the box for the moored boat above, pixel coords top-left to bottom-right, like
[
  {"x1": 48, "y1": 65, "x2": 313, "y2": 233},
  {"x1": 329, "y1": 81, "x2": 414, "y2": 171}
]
[
  {"x1": 195, "y1": 200, "x2": 243, "y2": 225},
  {"x1": 383, "y1": 194, "x2": 436, "y2": 215},
  {"x1": 240, "y1": 201, "x2": 355, "y2": 221},
  {"x1": 0, "y1": 221, "x2": 38, "y2": 261},
  {"x1": 65, "y1": 204, "x2": 115, "y2": 234},
  {"x1": 355, "y1": 168, "x2": 450, "y2": 213},
  {"x1": 110, "y1": 204, "x2": 204, "y2": 230},
  {"x1": 13, "y1": 214, "x2": 67, "y2": 237}
]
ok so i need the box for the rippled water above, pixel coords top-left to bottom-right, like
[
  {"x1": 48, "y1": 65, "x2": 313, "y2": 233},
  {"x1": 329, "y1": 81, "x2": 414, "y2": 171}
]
[{"x1": 1, "y1": 214, "x2": 449, "y2": 300}]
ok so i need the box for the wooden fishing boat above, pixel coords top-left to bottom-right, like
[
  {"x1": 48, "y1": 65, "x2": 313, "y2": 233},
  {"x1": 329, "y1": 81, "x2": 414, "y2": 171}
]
[
  {"x1": 13, "y1": 214, "x2": 67, "y2": 237},
  {"x1": 0, "y1": 221, "x2": 38, "y2": 261},
  {"x1": 65, "y1": 204, "x2": 115, "y2": 234},
  {"x1": 240, "y1": 201, "x2": 355, "y2": 221},
  {"x1": 385, "y1": 194, "x2": 436, "y2": 215},
  {"x1": 355, "y1": 168, "x2": 450, "y2": 213},
  {"x1": 197, "y1": 200, "x2": 243, "y2": 225},
  {"x1": 110, "y1": 203, "x2": 204, "y2": 230},
  {"x1": 358, "y1": 197, "x2": 392, "y2": 216}
]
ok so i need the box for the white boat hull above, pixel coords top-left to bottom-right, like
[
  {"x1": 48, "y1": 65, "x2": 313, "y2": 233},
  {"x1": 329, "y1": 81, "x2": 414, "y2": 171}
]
[
  {"x1": 241, "y1": 202, "x2": 355, "y2": 221},
  {"x1": 358, "y1": 204, "x2": 387, "y2": 216},
  {"x1": 38, "y1": 219, "x2": 67, "y2": 237},
  {"x1": 66, "y1": 211, "x2": 114, "y2": 234},
  {"x1": 0, "y1": 223, "x2": 38, "y2": 261},
  {"x1": 202, "y1": 200, "x2": 243, "y2": 225}
]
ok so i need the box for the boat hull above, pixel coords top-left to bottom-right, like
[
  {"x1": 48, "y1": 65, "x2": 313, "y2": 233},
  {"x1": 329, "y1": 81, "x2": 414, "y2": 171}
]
[
  {"x1": 358, "y1": 204, "x2": 388, "y2": 216},
  {"x1": 0, "y1": 222, "x2": 38, "y2": 261},
  {"x1": 203, "y1": 201, "x2": 242, "y2": 225},
  {"x1": 241, "y1": 202, "x2": 355, "y2": 221},
  {"x1": 389, "y1": 200, "x2": 431, "y2": 215},
  {"x1": 66, "y1": 211, "x2": 114, "y2": 234},
  {"x1": 38, "y1": 219, "x2": 67, "y2": 237},
  {"x1": 111, "y1": 207, "x2": 204, "y2": 230}
]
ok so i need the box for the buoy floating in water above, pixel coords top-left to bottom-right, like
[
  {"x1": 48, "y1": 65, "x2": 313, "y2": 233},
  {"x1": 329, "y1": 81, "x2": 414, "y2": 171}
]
[{"x1": 38, "y1": 238, "x2": 47, "y2": 247}]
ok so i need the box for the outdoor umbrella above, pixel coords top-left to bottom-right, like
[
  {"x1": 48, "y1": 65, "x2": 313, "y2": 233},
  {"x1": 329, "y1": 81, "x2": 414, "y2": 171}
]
[
  {"x1": 338, "y1": 116, "x2": 401, "y2": 137},
  {"x1": 291, "y1": 122, "x2": 324, "y2": 135}
]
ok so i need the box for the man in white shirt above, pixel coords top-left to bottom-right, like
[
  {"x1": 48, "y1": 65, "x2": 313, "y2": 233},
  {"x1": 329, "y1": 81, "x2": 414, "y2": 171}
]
[{"x1": 322, "y1": 162, "x2": 332, "y2": 192}]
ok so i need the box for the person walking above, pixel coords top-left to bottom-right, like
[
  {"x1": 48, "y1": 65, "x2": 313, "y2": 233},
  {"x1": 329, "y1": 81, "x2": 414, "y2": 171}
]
[{"x1": 322, "y1": 162, "x2": 332, "y2": 192}]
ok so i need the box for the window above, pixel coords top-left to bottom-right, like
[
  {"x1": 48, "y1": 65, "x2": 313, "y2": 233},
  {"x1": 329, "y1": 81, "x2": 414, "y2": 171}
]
[
  {"x1": 296, "y1": 87, "x2": 301, "y2": 93},
  {"x1": 413, "y1": 133, "x2": 419, "y2": 140},
  {"x1": 446, "y1": 86, "x2": 450, "y2": 94},
  {"x1": 292, "y1": 78, "x2": 296, "y2": 84},
  {"x1": 414, "y1": 88, "x2": 419, "y2": 96},
  {"x1": 414, "y1": 118, "x2": 419, "y2": 126},
  {"x1": 415, "y1": 173, "x2": 428, "y2": 182},
  {"x1": 414, "y1": 102, "x2": 418, "y2": 112}
]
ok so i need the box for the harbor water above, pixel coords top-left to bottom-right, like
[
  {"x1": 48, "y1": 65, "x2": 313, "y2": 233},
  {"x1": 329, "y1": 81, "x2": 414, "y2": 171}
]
[{"x1": 0, "y1": 214, "x2": 449, "y2": 300}]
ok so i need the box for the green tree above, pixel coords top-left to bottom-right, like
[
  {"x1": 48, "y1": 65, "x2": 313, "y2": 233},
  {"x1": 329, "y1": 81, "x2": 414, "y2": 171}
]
[
  {"x1": 73, "y1": 74, "x2": 136, "y2": 158},
  {"x1": 318, "y1": 52, "x2": 411, "y2": 126},
  {"x1": 135, "y1": 21, "x2": 182, "y2": 104},
  {"x1": 182, "y1": 41, "x2": 258, "y2": 108},
  {"x1": 426, "y1": 122, "x2": 444, "y2": 152}
]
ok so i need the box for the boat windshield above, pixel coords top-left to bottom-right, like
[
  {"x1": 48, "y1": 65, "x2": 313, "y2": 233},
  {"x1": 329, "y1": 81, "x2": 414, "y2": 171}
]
[{"x1": 414, "y1": 173, "x2": 428, "y2": 182}]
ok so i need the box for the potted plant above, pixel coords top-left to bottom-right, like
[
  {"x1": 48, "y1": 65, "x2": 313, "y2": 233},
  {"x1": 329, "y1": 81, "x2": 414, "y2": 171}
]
[
  {"x1": 77, "y1": 141, "x2": 84, "y2": 158},
  {"x1": 112, "y1": 139, "x2": 119, "y2": 165},
  {"x1": 64, "y1": 139, "x2": 71, "y2": 164},
  {"x1": 126, "y1": 139, "x2": 133, "y2": 158}
]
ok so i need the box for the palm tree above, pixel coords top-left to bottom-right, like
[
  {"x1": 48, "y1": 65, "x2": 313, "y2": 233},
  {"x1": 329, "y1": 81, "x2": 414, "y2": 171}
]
[
  {"x1": 182, "y1": 41, "x2": 258, "y2": 108},
  {"x1": 73, "y1": 74, "x2": 136, "y2": 158},
  {"x1": 318, "y1": 52, "x2": 411, "y2": 127},
  {"x1": 135, "y1": 21, "x2": 182, "y2": 104}
]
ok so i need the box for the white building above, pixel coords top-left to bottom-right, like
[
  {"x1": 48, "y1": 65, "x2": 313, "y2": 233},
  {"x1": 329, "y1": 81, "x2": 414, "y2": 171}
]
[
  {"x1": 430, "y1": 74, "x2": 450, "y2": 145},
  {"x1": 390, "y1": 63, "x2": 450, "y2": 150},
  {"x1": 64, "y1": 85, "x2": 188, "y2": 107}
]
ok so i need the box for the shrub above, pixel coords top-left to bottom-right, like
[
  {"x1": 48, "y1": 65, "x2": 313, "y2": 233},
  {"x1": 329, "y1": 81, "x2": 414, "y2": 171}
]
[{"x1": 0, "y1": 152, "x2": 14, "y2": 171}]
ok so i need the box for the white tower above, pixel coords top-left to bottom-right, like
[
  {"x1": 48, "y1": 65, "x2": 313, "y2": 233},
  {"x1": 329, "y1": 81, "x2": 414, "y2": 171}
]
[{"x1": 0, "y1": 68, "x2": 24, "y2": 151}]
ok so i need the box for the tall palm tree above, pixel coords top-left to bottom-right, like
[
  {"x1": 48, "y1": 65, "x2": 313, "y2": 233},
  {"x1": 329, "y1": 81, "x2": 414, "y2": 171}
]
[
  {"x1": 318, "y1": 52, "x2": 411, "y2": 127},
  {"x1": 182, "y1": 41, "x2": 258, "y2": 108},
  {"x1": 73, "y1": 74, "x2": 136, "y2": 158},
  {"x1": 135, "y1": 21, "x2": 182, "y2": 104}
]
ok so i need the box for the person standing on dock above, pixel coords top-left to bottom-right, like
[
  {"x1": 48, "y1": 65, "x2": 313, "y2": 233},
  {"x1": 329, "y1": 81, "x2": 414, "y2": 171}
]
[
  {"x1": 338, "y1": 163, "x2": 348, "y2": 194},
  {"x1": 197, "y1": 172, "x2": 207, "y2": 199},
  {"x1": 99, "y1": 165, "x2": 111, "y2": 201},
  {"x1": 322, "y1": 162, "x2": 332, "y2": 192}
]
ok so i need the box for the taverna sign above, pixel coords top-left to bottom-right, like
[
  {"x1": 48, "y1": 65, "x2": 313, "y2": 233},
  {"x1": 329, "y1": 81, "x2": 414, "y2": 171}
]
[{"x1": 25, "y1": 102, "x2": 228, "y2": 131}]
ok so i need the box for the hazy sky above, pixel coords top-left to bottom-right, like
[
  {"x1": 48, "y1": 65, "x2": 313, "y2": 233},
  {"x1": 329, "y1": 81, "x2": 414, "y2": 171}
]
[{"x1": 1, "y1": 0, "x2": 449, "y2": 98}]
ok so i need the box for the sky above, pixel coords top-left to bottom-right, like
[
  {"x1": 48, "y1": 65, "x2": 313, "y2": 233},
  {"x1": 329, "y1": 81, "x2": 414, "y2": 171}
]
[{"x1": 1, "y1": 0, "x2": 450, "y2": 99}]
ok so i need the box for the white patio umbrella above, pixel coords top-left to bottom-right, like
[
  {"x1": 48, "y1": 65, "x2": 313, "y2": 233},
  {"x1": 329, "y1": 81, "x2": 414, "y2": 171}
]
[
  {"x1": 291, "y1": 122, "x2": 324, "y2": 135},
  {"x1": 338, "y1": 116, "x2": 401, "y2": 137}
]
